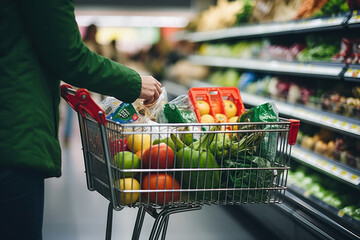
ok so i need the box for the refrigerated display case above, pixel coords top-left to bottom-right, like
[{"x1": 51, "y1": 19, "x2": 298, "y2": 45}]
[{"x1": 166, "y1": 8, "x2": 360, "y2": 240}]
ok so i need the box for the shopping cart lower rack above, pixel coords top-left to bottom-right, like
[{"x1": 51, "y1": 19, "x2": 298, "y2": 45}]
[{"x1": 61, "y1": 84, "x2": 300, "y2": 240}]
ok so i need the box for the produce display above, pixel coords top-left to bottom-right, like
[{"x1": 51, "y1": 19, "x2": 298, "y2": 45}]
[
  {"x1": 288, "y1": 165, "x2": 360, "y2": 221},
  {"x1": 197, "y1": 33, "x2": 344, "y2": 63},
  {"x1": 186, "y1": 0, "x2": 255, "y2": 32},
  {"x1": 298, "y1": 127, "x2": 360, "y2": 169},
  {"x1": 98, "y1": 88, "x2": 288, "y2": 206},
  {"x1": 236, "y1": 72, "x2": 360, "y2": 119},
  {"x1": 185, "y1": 0, "x2": 354, "y2": 32}
]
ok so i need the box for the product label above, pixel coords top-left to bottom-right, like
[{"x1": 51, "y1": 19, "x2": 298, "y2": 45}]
[{"x1": 107, "y1": 103, "x2": 139, "y2": 124}]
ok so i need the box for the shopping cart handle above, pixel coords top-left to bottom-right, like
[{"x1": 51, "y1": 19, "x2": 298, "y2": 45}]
[
  {"x1": 61, "y1": 84, "x2": 106, "y2": 126},
  {"x1": 288, "y1": 119, "x2": 300, "y2": 145}
]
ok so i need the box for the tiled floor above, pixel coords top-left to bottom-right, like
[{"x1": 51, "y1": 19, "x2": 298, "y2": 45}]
[{"x1": 42, "y1": 101, "x2": 276, "y2": 240}]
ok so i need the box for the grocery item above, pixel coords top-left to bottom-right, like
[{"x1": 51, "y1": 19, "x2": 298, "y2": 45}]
[
  {"x1": 109, "y1": 139, "x2": 128, "y2": 158},
  {"x1": 158, "y1": 95, "x2": 198, "y2": 124},
  {"x1": 196, "y1": 100, "x2": 210, "y2": 115},
  {"x1": 200, "y1": 114, "x2": 215, "y2": 123},
  {"x1": 127, "y1": 134, "x2": 151, "y2": 153},
  {"x1": 238, "y1": 102, "x2": 279, "y2": 161},
  {"x1": 142, "y1": 173, "x2": 180, "y2": 204},
  {"x1": 107, "y1": 102, "x2": 140, "y2": 124},
  {"x1": 142, "y1": 143, "x2": 175, "y2": 169},
  {"x1": 188, "y1": 87, "x2": 245, "y2": 123},
  {"x1": 250, "y1": 0, "x2": 302, "y2": 23},
  {"x1": 223, "y1": 100, "x2": 237, "y2": 118},
  {"x1": 98, "y1": 97, "x2": 122, "y2": 117},
  {"x1": 133, "y1": 87, "x2": 168, "y2": 122},
  {"x1": 215, "y1": 113, "x2": 228, "y2": 123},
  {"x1": 116, "y1": 178, "x2": 140, "y2": 205},
  {"x1": 172, "y1": 126, "x2": 221, "y2": 199},
  {"x1": 113, "y1": 151, "x2": 140, "y2": 178},
  {"x1": 191, "y1": 0, "x2": 247, "y2": 32}
]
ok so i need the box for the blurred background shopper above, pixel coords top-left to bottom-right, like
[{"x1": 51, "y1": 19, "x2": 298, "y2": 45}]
[{"x1": 0, "y1": 0, "x2": 161, "y2": 239}]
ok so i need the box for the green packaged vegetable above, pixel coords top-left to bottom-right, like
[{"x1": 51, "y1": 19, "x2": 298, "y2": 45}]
[
  {"x1": 238, "y1": 102, "x2": 279, "y2": 161},
  {"x1": 157, "y1": 95, "x2": 198, "y2": 123}
]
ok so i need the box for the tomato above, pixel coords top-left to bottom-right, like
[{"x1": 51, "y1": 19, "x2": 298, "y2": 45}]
[
  {"x1": 109, "y1": 139, "x2": 128, "y2": 157},
  {"x1": 142, "y1": 143, "x2": 174, "y2": 169},
  {"x1": 142, "y1": 173, "x2": 180, "y2": 204}
]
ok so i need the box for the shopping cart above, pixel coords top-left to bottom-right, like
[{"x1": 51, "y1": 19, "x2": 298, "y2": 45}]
[{"x1": 61, "y1": 84, "x2": 300, "y2": 240}]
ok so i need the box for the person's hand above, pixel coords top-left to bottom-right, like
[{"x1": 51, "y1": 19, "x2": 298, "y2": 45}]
[{"x1": 139, "y1": 76, "x2": 162, "y2": 105}]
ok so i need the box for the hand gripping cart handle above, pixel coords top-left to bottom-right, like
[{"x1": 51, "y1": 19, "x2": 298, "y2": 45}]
[{"x1": 61, "y1": 84, "x2": 300, "y2": 240}]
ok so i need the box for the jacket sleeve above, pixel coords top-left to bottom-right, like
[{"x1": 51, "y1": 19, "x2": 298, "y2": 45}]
[{"x1": 16, "y1": 0, "x2": 142, "y2": 103}]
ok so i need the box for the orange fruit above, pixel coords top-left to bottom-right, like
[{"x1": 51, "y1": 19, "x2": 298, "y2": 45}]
[
  {"x1": 196, "y1": 101, "x2": 210, "y2": 116},
  {"x1": 224, "y1": 100, "x2": 237, "y2": 118},
  {"x1": 135, "y1": 149, "x2": 146, "y2": 160},
  {"x1": 215, "y1": 113, "x2": 228, "y2": 123},
  {"x1": 228, "y1": 116, "x2": 239, "y2": 130},
  {"x1": 200, "y1": 114, "x2": 215, "y2": 123},
  {"x1": 212, "y1": 102, "x2": 222, "y2": 114}
]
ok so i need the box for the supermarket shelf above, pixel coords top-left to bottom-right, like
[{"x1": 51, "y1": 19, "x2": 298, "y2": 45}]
[
  {"x1": 179, "y1": 15, "x2": 348, "y2": 42},
  {"x1": 344, "y1": 65, "x2": 360, "y2": 82},
  {"x1": 284, "y1": 188, "x2": 360, "y2": 238},
  {"x1": 166, "y1": 80, "x2": 360, "y2": 138},
  {"x1": 291, "y1": 146, "x2": 360, "y2": 188},
  {"x1": 188, "y1": 55, "x2": 345, "y2": 79},
  {"x1": 240, "y1": 92, "x2": 360, "y2": 138},
  {"x1": 348, "y1": 10, "x2": 360, "y2": 28}
]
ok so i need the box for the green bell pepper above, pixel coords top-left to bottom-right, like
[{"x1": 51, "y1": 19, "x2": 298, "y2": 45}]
[{"x1": 172, "y1": 126, "x2": 221, "y2": 200}]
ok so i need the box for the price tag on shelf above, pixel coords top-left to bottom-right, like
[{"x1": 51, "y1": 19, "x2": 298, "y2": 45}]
[
  {"x1": 344, "y1": 68, "x2": 360, "y2": 78},
  {"x1": 338, "y1": 210, "x2": 345, "y2": 217},
  {"x1": 349, "y1": 11, "x2": 360, "y2": 24}
]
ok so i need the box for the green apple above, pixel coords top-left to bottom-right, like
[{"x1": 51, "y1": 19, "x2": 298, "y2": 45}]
[{"x1": 113, "y1": 151, "x2": 140, "y2": 178}]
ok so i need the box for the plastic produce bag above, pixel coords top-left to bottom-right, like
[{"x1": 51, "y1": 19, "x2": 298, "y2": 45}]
[
  {"x1": 156, "y1": 95, "x2": 198, "y2": 124},
  {"x1": 132, "y1": 87, "x2": 168, "y2": 123}
]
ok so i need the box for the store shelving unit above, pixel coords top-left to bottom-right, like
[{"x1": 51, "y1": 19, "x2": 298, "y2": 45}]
[
  {"x1": 188, "y1": 55, "x2": 346, "y2": 79},
  {"x1": 344, "y1": 65, "x2": 360, "y2": 82},
  {"x1": 172, "y1": 9, "x2": 360, "y2": 239},
  {"x1": 291, "y1": 146, "x2": 360, "y2": 188},
  {"x1": 178, "y1": 14, "x2": 350, "y2": 42}
]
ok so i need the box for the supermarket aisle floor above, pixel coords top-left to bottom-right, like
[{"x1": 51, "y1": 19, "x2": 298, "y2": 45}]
[{"x1": 42, "y1": 102, "x2": 276, "y2": 240}]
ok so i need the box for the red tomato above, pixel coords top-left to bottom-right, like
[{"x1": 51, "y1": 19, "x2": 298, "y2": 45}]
[
  {"x1": 142, "y1": 143, "x2": 174, "y2": 169},
  {"x1": 142, "y1": 173, "x2": 180, "y2": 204},
  {"x1": 109, "y1": 139, "x2": 128, "y2": 158}
]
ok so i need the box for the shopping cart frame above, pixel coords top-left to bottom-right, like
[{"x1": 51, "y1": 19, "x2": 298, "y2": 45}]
[{"x1": 61, "y1": 84, "x2": 300, "y2": 240}]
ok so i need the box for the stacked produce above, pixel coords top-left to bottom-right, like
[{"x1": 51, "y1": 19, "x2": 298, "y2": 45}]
[
  {"x1": 99, "y1": 87, "x2": 286, "y2": 206},
  {"x1": 288, "y1": 165, "x2": 360, "y2": 221},
  {"x1": 298, "y1": 127, "x2": 360, "y2": 169},
  {"x1": 186, "y1": 0, "x2": 255, "y2": 32},
  {"x1": 237, "y1": 72, "x2": 360, "y2": 119},
  {"x1": 197, "y1": 33, "x2": 343, "y2": 63},
  {"x1": 186, "y1": 0, "x2": 353, "y2": 31}
]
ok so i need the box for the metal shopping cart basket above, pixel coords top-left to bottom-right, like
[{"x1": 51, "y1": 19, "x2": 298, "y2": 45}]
[{"x1": 61, "y1": 84, "x2": 300, "y2": 240}]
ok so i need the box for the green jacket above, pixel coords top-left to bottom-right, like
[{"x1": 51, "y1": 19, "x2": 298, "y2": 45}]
[{"x1": 0, "y1": 0, "x2": 142, "y2": 178}]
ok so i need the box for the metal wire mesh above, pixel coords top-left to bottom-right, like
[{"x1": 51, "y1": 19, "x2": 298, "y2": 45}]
[{"x1": 79, "y1": 114, "x2": 293, "y2": 210}]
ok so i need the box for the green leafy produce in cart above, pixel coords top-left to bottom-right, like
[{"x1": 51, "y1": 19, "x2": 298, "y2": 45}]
[{"x1": 171, "y1": 126, "x2": 221, "y2": 200}]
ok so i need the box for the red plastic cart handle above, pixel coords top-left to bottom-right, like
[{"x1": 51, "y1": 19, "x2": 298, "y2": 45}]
[
  {"x1": 61, "y1": 84, "x2": 106, "y2": 126},
  {"x1": 288, "y1": 119, "x2": 300, "y2": 145}
]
